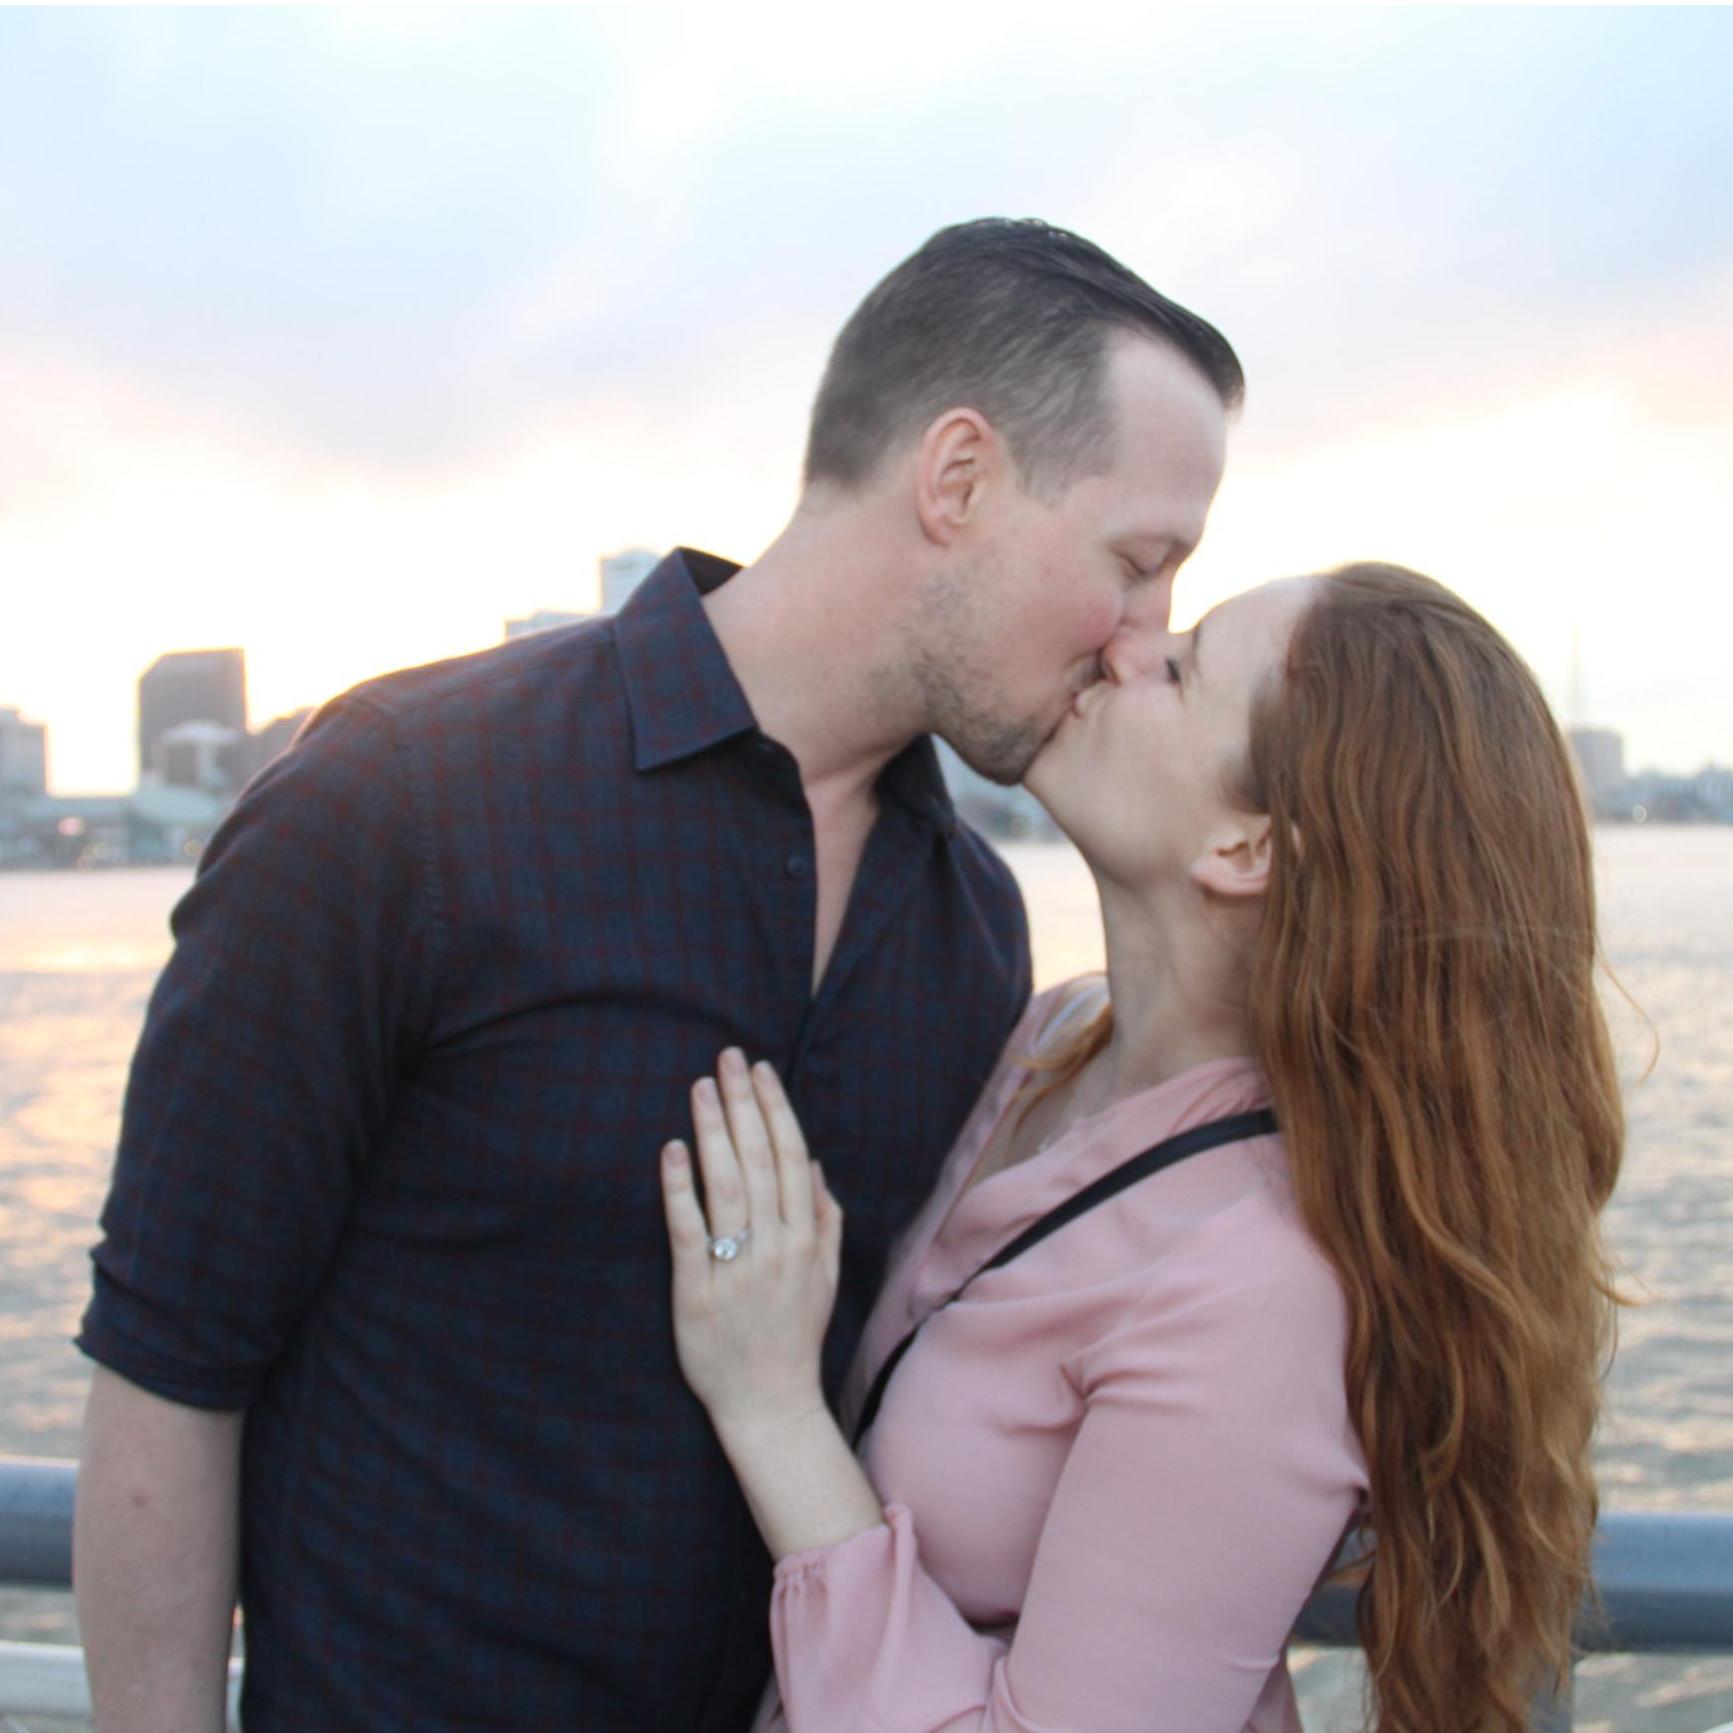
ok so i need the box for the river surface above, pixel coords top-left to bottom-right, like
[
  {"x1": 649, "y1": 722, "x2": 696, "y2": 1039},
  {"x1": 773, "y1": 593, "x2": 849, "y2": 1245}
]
[{"x1": 1, "y1": 827, "x2": 1729, "y2": 1731}]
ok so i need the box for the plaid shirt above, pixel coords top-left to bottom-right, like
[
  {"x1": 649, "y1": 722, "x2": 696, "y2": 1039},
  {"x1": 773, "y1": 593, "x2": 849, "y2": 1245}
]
[{"x1": 80, "y1": 549, "x2": 1031, "y2": 1732}]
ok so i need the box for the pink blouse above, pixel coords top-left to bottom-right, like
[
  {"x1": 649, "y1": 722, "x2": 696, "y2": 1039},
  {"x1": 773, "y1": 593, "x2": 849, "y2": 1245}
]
[{"x1": 755, "y1": 982, "x2": 1368, "y2": 1733}]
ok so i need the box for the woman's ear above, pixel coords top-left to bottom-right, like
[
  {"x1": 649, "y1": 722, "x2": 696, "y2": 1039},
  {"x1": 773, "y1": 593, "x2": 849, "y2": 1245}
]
[{"x1": 1188, "y1": 813, "x2": 1274, "y2": 900}]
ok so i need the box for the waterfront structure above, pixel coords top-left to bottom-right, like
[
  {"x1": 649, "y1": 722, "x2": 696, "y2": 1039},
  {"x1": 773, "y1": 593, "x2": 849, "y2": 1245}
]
[
  {"x1": 137, "y1": 649, "x2": 247, "y2": 777},
  {"x1": 600, "y1": 547, "x2": 659, "y2": 614},
  {"x1": 0, "y1": 785, "x2": 225, "y2": 868},
  {"x1": 505, "y1": 608, "x2": 589, "y2": 641},
  {"x1": 0, "y1": 707, "x2": 48, "y2": 799}
]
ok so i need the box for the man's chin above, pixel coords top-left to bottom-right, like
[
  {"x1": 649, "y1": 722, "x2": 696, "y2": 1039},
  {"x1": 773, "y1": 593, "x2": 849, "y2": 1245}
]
[{"x1": 943, "y1": 721, "x2": 1044, "y2": 788}]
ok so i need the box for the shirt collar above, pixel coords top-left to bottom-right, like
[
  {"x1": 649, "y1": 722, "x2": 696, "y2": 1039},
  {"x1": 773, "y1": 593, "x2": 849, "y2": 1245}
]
[
  {"x1": 876, "y1": 734, "x2": 959, "y2": 836},
  {"x1": 614, "y1": 549, "x2": 758, "y2": 772},
  {"x1": 613, "y1": 546, "x2": 958, "y2": 834}
]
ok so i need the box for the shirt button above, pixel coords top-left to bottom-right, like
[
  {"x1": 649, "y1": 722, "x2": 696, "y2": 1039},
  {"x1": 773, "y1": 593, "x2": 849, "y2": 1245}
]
[{"x1": 785, "y1": 853, "x2": 811, "y2": 879}]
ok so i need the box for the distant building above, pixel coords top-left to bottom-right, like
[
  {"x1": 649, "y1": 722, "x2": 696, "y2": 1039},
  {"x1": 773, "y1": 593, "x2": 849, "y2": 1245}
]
[
  {"x1": 505, "y1": 609, "x2": 590, "y2": 641},
  {"x1": 0, "y1": 707, "x2": 48, "y2": 798},
  {"x1": 1568, "y1": 728, "x2": 1625, "y2": 804},
  {"x1": 138, "y1": 649, "x2": 247, "y2": 777},
  {"x1": 600, "y1": 548, "x2": 659, "y2": 615}
]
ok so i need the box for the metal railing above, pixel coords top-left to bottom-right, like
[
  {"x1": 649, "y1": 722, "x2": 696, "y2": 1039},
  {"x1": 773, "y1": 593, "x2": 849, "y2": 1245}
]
[{"x1": 5, "y1": 1456, "x2": 1733, "y2": 1728}]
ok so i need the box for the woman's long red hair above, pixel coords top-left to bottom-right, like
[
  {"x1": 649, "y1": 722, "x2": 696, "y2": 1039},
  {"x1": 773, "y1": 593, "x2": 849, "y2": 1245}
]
[
  {"x1": 1240, "y1": 564, "x2": 1623, "y2": 1729},
  {"x1": 1031, "y1": 564, "x2": 1624, "y2": 1730}
]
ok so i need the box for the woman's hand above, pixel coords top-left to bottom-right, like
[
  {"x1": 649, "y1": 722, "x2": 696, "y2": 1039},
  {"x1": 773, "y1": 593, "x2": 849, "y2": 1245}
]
[{"x1": 660, "y1": 1049, "x2": 843, "y2": 1433}]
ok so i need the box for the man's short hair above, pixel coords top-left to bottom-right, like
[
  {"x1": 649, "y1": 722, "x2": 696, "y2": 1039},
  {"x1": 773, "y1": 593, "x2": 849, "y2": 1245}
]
[{"x1": 803, "y1": 217, "x2": 1244, "y2": 498}]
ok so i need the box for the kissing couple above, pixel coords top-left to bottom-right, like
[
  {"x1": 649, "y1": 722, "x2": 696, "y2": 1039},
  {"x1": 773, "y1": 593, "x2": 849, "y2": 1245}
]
[{"x1": 78, "y1": 219, "x2": 1619, "y2": 1733}]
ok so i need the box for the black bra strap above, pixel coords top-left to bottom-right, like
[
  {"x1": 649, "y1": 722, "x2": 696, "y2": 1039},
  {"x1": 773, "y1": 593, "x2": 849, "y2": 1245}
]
[{"x1": 850, "y1": 1106, "x2": 1277, "y2": 1449}]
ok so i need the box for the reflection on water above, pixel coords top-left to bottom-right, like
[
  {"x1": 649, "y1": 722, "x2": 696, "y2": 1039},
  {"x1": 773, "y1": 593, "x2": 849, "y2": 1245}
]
[
  {"x1": 0, "y1": 868, "x2": 191, "y2": 976},
  {"x1": 0, "y1": 831, "x2": 1728, "y2": 1726}
]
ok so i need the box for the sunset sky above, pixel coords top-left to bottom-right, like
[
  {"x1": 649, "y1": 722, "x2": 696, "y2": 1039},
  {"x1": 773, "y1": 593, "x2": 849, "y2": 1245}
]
[{"x1": 3, "y1": 6, "x2": 1729, "y2": 793}]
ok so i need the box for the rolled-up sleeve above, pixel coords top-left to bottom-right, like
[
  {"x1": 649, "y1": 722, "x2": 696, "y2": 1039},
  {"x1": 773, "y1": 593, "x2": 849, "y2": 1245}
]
[
  {"x1": 77, "y1": 695, "x2": 442, "y2": 1409},
  {"x1": 769, "y1": 1249, "x2": 1362, "y2": 1733}
]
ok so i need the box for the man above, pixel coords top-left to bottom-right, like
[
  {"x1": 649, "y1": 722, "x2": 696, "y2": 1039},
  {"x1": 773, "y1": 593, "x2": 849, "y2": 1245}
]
[{"x1": 74, "y1": 218, "x2": 1240, "y2": 1731}]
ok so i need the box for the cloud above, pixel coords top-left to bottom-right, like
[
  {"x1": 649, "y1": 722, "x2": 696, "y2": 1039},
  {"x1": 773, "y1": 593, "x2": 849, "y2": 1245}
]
[
  {"x1": 2, "y1": 5, "x2": 1729, "y2": 788},
  {"x1": 5, "y1": 6, "x2": 1726, "y2": 481}
]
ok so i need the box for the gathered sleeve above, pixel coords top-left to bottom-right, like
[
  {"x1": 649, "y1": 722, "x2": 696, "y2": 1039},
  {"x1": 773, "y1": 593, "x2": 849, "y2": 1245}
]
[{"x1": 768, "y1": 1230, "x2": 1363, "y2": 1733}]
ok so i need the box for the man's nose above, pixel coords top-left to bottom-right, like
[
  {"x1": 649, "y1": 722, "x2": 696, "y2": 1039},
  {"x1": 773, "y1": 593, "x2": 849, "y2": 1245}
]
[
  {"x1": 1102, "y1": 578, "x2": 1176, "y2": 680},
  {"x1": 1102, "y1": 617, "x2": 1178, "y2": 683}
]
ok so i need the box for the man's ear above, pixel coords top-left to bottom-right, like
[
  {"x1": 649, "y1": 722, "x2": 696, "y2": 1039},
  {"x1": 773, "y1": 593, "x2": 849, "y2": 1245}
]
[
  {"x1": 913, "y1": 408, "x2": 997, "y2": 547},
  {"x1": 1188, "y1": 813, "x2": 1274, "y2": 901}
]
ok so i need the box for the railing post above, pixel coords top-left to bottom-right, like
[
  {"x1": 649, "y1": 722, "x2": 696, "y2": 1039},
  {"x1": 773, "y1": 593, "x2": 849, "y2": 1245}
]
[{"x1": 0, "y1": 1459, "x2": 75, "y2": 1587}]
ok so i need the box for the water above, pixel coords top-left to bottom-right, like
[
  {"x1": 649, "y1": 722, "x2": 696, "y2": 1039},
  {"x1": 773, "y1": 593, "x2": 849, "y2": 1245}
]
[{"x1": 1, "y1": 830, "x2": 1729, "y2": 1729}]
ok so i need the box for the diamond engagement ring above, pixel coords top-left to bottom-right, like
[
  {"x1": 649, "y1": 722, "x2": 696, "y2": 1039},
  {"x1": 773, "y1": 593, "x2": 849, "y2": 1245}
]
[{"x1": 707, "y1": 1227, "x2": 751, "y2": 1262}]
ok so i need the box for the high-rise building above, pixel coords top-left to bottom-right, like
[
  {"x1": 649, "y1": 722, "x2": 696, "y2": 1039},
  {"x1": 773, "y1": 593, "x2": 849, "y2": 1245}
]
[
  {"x1": 600, "y1": 548, "x2": 660, "y2": 614},
  {"x1": 138, "y1": 649, "x2": 247, "y2": 778},
  {"x1": 0, "y1": 706, "x2": 48, "y2": 798},
  {"x1": 1568, "y1": 727, "x2": 1625, "y2": 804}
]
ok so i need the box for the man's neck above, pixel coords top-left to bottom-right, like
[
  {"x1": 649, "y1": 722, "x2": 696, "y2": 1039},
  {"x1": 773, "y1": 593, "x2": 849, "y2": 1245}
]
[{"x1": 701, "y1": 503, "x2": 926, "y2": 810}]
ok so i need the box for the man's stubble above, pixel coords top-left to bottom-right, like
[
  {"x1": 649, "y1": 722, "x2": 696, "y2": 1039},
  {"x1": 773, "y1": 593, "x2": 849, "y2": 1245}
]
[{"x1": 904, "y1": 558, "x2": 1054, "y2": 788}]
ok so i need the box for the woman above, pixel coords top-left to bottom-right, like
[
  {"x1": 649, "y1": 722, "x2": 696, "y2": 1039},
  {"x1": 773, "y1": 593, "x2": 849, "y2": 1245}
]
[{"x1": 659, "y1": 564, "x2": 1623, "y2": 1733}]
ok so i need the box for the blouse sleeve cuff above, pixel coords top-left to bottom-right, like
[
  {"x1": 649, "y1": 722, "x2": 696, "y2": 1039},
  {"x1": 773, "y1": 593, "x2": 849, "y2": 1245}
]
[
  {"x1": 770, "y1": 1504, "x2": 1004, "y2": 1730},
  {"x1": 773, "y1": 1503, "x2": 903, "y2": 1585}
]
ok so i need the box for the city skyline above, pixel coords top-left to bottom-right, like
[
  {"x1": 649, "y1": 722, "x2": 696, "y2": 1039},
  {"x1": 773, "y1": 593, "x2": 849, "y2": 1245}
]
[
  {"x1": 5, "y1": 546, "x2": 666, "y2": 799},
  {"x1": 3, "y1": 625, "x2": 1725, "y2": 809},
  {"x1": 3, "y1": 9, "x2": 1730, "y2": 791},
  {"x1": 10, "y1": 670, "x2": 1732, "y2": 871}
]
